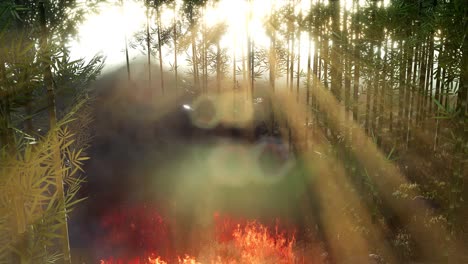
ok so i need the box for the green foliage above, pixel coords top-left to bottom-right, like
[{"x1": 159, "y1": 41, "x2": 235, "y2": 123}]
[{"x1": 0, "y1": 105, "x2": 91, "y2": 263}]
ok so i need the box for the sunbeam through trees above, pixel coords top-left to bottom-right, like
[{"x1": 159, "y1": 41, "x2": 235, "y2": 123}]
[{"x1": 0, "y1": 0, "x2": 467, "y2": 263}]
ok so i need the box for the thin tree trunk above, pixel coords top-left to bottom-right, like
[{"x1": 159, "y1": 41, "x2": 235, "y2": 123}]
[
  {"x1": 323, "y1": 26, "x2": 329, "y2": 90},
  {"x1": 202, "y1": 6, "x2": 207, "y2": 93},
  {"x1": 444, "y1": 71, "x2": 450, "y2": 108},
  {"x1": 216, "y1": 41, "x2": 221, "y2": 93},
  {"x1": 286, "y1": 38, "x2": 290, "y2": 90},
  {"x1": 124, "y1": 37, "x2": 131, "y2": 81},
  {"x1": 312, "y1": 33, "x2": 318, "y2": 109},
  {"x1": 343, "y1": 8, "x2": 351, "y2": 122},
  {"x1": 417, "y1": 41, "x2": 427, "y2": 126},
  {"x1": 407, "y1": 41, "x2": 419, "y2": 148},
  {"x1": 233, "y1": 37, "x2": 237, "y2": 90},
  {"x1": 398, "y1": 40, "x2": 405, "y2": 133},
  {"x1": 353, "y1": 10, "x2": 360, "y2": 123},
  {"x1": 457, "y1": 27, "x2": 468, "y2": 118},
  {"x1": 389, "y1": 41, "x2": 395, "y2": 133},
  {"x1": 372, "y1": 40, "x2": 380, "y2": 141},
  {"x1": 0, "y1": 61, "x2": 13, "y2": 150},
  {"x1": 251, "y1": 39, "x2": 254, "y2": 100},
  {"x1": 146, "y1": 2, "x2": 152, "y2": 91},
  {"x1": 242, "y1": 36, "x2": 247, "y2": 101},
  {"x1": 248, "y1": 0, "x2": 254, "y2": 101},
  {"x1": 364, "y1": 80, "x2": 372, "y2": 135},
  {"x1": 434, "y1": 55, "x2": 441, "y2": 150},
  {"x1": 39, "y1": 2, "x2": 71, "y2": 263},
  {"x1": 377, "y1": 39, "x2": 387, "y2": 147},
  {"x1": 306, "y1": 33, "x2": 312, "y2": 146},
  {"x1": 157, "y1": 8, "x2": 164, "y2": 95},
  {"x1": 425, "y1": 33, "x2": 435, "y2": 121},
  {"x1": 306, "y1": 35, "x2": 312, "y2": 107},
  {"x1": 122, "y1": 0, "x2": 131, "y2": 82},
  {"x1": 365, "y1": 43, "x2": 373, "y2": 135},
  {"x1": 296, "y1": 26, "x2": 301, "y2": 103},
  {"x1": 405, "y1": 42, "x2": 416, "y2": 149},
  {"x1": 269, "y1": 27, "x2": 276, "y2": 94},
  {"x1": 290, "y1": 35, "x2": 295, "y2": 94},
  {"x1": 173, "y1": 4, "x2": 178, "y2": 93},
  {"x1": 289, "y1": 4, "x2": 295, "y2": 94},
  {"x1": 330, "y1": 0, "x2": 342, "y2": 101},
  {"x1": 247, "y1": 23, "x2": 252, "y2": 101},
  {"x1": 189, "y1": 9, "x2": 199, "y2": 92},
  {"x1": 404, "y1": 43, "x2": 413, "y2": 142},
  {"x1": 369, "y1": 1, "x2": 378, "y2": 136},
  {"x1": 434, "y1": 39, "x2": 443, "y2": 106},
  {"x1": 269, "y1": 20, "x2": 276, "y2": 133}
]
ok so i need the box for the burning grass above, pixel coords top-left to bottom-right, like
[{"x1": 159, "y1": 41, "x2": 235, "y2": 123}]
[{"x1": 98, "y1": 207, "x2": 297, "y2": 264}]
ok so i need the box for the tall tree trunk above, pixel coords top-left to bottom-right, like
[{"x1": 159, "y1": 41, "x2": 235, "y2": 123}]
[
  {"x1": 443, "y1": 70, "x2": 449, "y2": 108},
  {"x1": 312, "y1": 19, "x2": 319, "y2": 135},
  {"x1": 216, "y1": 41, "x2": 221, "y2": 93},
  {"x1": 124, "y1": 37, "x2": 131, "y2": 81},
  {"x1": 377, "y1": 39, "x2": 387, "y2": 147},
  {"x1": 242, "y1": 36, "x2": 247, "y2": 101},
  {"x1": 306, "y1": 33, "x2": 312, "y2": 144},
  {"x1": 353, "y1": 4, "x2": 360, "y2": 123},
  {"x1": 398, "y1": 40, "x2": 405, "y2": 133},
  {"x1": 365, "y1": 45, "x2": 373, "y2": 135},
  {"x1": 408, "y1": 40, "x2": 420, "y2": 147},
  {"x1": 248, "y1": 0, "x2": 254, "y2": 101},
  {"x1": 146, "y1": 2, "x2": 152, "y2": 91},
  {"x1": 405, "y1": 41, "x2": 416, "y2": 149},
  {"x1": 425, "y1": 33, "x2": 435, "y2": 122},
  {"x1": 247, "y1": 27, "x2": 252, "y2": 102},
  {"x1": 290, "y1": 23, "x2": 295, "y2": 93},
  {"x1": 173, "y1": 4, "x2": 178, "y2": 93},
  {"x1": 343, "y1": 8, "x2": 351, "y2": 123},
  {"x1": 251, "y1": 38, "x2": 255, "y2": 100},
  {"x1": 372, "y1": 41, "x2": 380, "y2": 140},
  {"x1": 296, "y1": 24, "x2": 301, "y2": 103},
  {"x1": 312, "y1": 31, "x2": 318, "y2": 110},
  {"x1": 202, "y1": 6, "x2": 207, "y2": 93},
  {"x1": 404, "y1": 43, "x2": 413, "y2": 144},
  {"x1": 122, "y1": 0, "x2": 131, "y2": 82},
  {"x1": 457, "y1": 25, "x2": 468, "y2": 119},
  {"x1": 433, "y1": 37, "x2": 443, "y2": 151},
  {"x1": 286, "y1": 38, "x2": 290, "y2": 90},
  {"x1": 306, "y1": 35, "x2": 312, "y2": 107},
  {"x1": 0, "y1": 61, "x2": 13, "y2": 150},
  {"x1": 269, "y1": 20, "x2": 277, "y2": 133},
  {"x1": 389, "y1": 40, "x2": 395, "y2": 133},
  {"x1": 330, "y1": 0, "x2": 342, "y2": 101},
  {"x1": 364, "y1": 81, "x2": 371, "y2": 134},
  {"x1": 269, "y1": 26, "x2": 276, "y2": 94},
  {"x1": 323, "y1": 24, "x2": 329, "y2": 90},
  {"x1": 39, "y1": 2, "x2": 71, "y2": 263},
  {"x1": 233, "y1": 36, "x2": 237, "y2": 90},
  {"x1": 416, "y1": 41, "x2": 427, "y2": 127},
  {"x1": 157, "y1": 7, "x2": 164, "y2": 95},
  {"x1": 189, "y1": 9, "x2": 199, "y2": 93}
]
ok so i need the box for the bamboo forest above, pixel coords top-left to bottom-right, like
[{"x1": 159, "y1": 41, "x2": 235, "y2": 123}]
[{"x1": 0, "y1": 0, "x2": 467, "y2": 263}]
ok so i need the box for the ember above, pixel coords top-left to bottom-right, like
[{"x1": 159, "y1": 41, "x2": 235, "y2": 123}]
[{"x1": 99, "y1": 208, "x2": 296, "y2": 263}]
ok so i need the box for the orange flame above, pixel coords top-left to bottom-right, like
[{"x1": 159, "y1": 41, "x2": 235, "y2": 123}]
[{"x1": 99, "y1": 209, "x2": 296, "y2": 263}]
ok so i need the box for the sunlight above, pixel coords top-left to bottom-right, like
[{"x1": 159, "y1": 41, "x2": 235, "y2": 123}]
[
  {"x1": 71, "y1": 0, "x2": 146, "y2": 68},
  {"x1": 212, "y1": 0, "x2": 280, "y2": 56}
]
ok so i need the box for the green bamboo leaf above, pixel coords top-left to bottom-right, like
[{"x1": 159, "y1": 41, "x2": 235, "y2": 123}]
[{"x1": 65, "y1": 197, "x2": 87, "y2": 210}]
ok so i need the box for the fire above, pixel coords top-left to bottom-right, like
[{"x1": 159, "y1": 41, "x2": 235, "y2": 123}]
[
  {"x1": 231, "y1": 221, "x2": 295, "y2": 263},
  {"x1": 99, "y1": 208, "x2": 296, "y2": 264}
]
